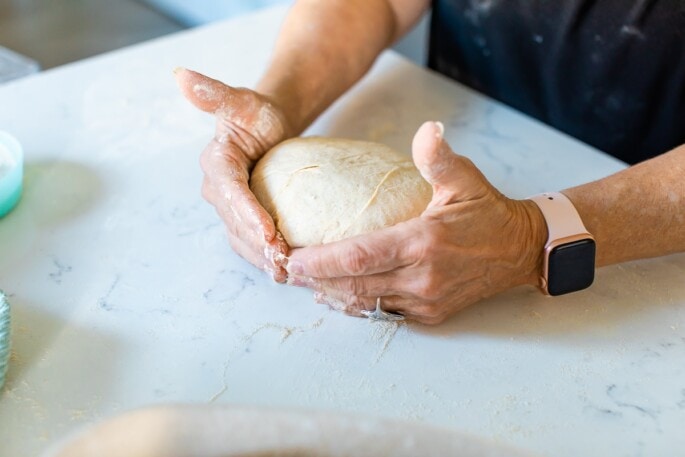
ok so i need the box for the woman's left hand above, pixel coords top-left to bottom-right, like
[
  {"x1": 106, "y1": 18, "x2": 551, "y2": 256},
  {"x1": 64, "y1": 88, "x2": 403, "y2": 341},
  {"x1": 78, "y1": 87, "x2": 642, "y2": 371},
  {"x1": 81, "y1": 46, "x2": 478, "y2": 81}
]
[{"x1": 287, "y1": 121, "x2": 548, "y2": 325}]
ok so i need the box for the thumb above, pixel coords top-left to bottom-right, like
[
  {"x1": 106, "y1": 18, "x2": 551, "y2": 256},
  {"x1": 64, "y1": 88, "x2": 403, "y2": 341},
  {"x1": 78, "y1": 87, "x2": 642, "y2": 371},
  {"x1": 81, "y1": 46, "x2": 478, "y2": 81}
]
[
  {"x1": 412, "y1": 121, "x2": 493, "y2": 205},
  {"x1": 174, "y1": 67, "x2": 234, "y2": 114}
]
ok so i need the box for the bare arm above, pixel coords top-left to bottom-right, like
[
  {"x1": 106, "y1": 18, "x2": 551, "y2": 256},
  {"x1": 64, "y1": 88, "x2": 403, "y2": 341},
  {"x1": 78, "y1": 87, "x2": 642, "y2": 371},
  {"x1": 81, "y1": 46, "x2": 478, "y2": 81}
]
[
  {"x1": 564, "y1": 145, "x2": 685, "y2": 267},
  {"x1": 257, "y1": 0, "x2": 431, "y2": 134},
  {"x1": 286, "y1": 135, "x2": 685, "y2": 324}
]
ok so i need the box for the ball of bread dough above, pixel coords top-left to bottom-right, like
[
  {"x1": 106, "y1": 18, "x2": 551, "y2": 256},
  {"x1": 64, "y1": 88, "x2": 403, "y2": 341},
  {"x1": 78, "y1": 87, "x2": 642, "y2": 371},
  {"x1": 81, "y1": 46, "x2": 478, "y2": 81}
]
[{"x1": 250, "y1": 137, "x2": 432, "y2": 247}]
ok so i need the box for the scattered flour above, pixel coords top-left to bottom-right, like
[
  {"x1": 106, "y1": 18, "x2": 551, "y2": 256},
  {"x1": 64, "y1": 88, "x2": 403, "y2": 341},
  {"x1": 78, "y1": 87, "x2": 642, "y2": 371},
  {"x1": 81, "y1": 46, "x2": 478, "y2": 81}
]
[
  {"x1": 244, "y1": 317, "x2": 325, "y2": 344},
  {"x1": 369, "y1": 320, "x2": 405, "y2": 363}
]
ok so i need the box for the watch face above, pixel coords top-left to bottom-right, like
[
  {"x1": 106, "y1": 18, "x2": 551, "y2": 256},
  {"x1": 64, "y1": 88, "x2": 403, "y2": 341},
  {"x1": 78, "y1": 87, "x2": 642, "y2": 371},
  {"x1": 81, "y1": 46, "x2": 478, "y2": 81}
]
[{"x1": 548, "y1": 239, "x2": 596, "y2": 296}]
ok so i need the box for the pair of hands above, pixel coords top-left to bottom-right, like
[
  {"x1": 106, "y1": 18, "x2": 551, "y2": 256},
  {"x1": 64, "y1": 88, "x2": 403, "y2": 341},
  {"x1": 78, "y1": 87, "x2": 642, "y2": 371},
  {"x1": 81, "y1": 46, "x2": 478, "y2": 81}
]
[{"x1": 176, "y1": 69, "x2": 546, "y2": 325}]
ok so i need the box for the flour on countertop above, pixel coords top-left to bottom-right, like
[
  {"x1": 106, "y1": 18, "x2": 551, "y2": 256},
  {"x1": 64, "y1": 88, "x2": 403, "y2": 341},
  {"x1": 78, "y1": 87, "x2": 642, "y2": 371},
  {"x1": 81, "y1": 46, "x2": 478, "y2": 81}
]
[
  {"x1": 369, "y1": 320, "x2": 405, "y2": 363},
  {"x1": 244, "y1": 317, "x2": 325, "y2": 344}
]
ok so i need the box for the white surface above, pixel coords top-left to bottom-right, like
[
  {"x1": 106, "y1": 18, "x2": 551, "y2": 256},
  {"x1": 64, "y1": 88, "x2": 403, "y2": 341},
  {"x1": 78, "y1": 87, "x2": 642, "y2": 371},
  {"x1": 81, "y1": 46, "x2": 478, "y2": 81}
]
[{"x1": 0, "y1": 5, "x2": 683, "y2": 457}]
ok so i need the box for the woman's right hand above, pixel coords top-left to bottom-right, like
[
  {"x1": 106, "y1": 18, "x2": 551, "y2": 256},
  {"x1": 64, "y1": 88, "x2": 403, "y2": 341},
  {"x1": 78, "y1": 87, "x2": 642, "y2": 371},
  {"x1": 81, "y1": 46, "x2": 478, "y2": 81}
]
[{"x1": 175, "y1": 68, "x2": 293, "y2": 282}]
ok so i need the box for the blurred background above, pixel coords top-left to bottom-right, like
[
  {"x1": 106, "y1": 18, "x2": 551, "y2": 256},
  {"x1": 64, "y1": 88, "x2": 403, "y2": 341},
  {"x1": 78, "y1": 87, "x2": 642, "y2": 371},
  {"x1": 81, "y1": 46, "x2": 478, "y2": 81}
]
[{"x1": 0, "y1": 0, "x2": 427, "y2": 82}]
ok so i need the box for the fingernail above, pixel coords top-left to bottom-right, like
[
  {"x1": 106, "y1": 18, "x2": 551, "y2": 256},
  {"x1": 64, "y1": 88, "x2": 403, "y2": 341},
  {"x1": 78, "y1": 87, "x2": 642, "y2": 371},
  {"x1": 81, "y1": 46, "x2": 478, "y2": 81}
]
[
  {"x1": 434, "y1": 121, "x2": 444, "y2": 138},
  {"x1": 286, "y1": 260, "x2": 304, "y2": 275},
  {"x1": 173, "y1": 66, "x2": 185, "y2": 75}
]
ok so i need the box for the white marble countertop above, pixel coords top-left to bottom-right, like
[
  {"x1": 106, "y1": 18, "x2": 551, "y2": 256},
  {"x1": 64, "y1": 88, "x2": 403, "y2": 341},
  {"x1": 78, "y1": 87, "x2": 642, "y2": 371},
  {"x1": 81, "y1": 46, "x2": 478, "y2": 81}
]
[{"x1": 1, "y1": 6, "x2": 684, "y2": 457}]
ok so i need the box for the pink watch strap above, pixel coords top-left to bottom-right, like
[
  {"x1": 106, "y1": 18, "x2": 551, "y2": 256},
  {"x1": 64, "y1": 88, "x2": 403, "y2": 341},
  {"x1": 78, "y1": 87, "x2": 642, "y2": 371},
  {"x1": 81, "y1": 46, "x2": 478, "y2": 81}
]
[{"x1": 528, "y1": 192, "x2": 591, "y2": 242}]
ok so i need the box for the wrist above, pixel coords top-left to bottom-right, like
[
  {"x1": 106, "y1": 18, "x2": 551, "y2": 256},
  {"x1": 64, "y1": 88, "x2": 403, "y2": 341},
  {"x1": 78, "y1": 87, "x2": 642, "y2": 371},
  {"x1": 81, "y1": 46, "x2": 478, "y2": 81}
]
[
  {"x1": 517, "y1": 199, "x2": 547, "y2": 287},
  {"x1": 255, "y1": 80, "x2": 310, "y2": 137},
  {"x1": 527, "y1": 192, "x2": 596, "y2": 296}
]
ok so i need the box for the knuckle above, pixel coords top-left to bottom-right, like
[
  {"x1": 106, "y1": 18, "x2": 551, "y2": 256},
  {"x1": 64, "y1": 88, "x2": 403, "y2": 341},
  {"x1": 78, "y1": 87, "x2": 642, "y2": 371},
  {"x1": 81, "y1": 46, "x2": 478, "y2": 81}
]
[
  {"x1": 201, "y1": 179, "x2": 213, "y2": 202},
  {"x1": 414, "y1": 302, "x2": 440, "y2": 318},
  {"x1": 199, "y1": 143, "x2": 226, "y2": 172},
  {"x1": 339, "y1": 246, "x2": 372, "y2": 275},
  {"x1": 423, "y1": 225, "x2": 448, "y2": 251},
  {"x1": 352, "y1": 295, "x2": 371, "y2": 308},
  {"x1": 338, "y1": 278, "x2": 361, "y2": 296},
  {"x1": 413, "y1": 283, "x2": 430, "y2": 299},
  {"x1": 229, "y1": 177, "x2": 246, "y2": 192},
  {"x1": 201, "y1": 145, "x2": 244, "y2": 177},
  {"x1": 226, "y1": 233, "x2": 241, "y2": 252},
  {"x1": 413, "y1": 303, "x2": 448, "y2": 324},
  {"x1": 418, "y1": 314, "x2": 447, "y2": 325},
  {"x1": 410, "y1": 227, "x2": 443, "y2": 261},
  {"x1": 199, "y1": 148, "x2": 212, "y2": 173},
  {"x1": 224, "y1": 219, "x2": 244, "y2": 242},
  {"x1": 340, "y1": 294, "x2": 366, "y2": 308},
  {"x1": 413, "y1": 278, "x2": 443, "y2": 301}
]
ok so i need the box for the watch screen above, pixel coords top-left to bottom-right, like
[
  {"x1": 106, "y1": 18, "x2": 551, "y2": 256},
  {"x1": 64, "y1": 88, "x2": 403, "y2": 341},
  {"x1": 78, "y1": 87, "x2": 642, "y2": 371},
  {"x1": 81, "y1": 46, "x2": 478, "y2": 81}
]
[{"x1": 548, "y1": 239, "x2": 596, "y2": 296}]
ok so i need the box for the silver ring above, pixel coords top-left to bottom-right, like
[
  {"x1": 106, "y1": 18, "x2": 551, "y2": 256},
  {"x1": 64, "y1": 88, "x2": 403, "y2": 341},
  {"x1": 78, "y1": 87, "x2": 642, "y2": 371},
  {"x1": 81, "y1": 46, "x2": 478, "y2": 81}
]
[{"x1": 361, "y1": 297, "x2": 405, "y2": 322}]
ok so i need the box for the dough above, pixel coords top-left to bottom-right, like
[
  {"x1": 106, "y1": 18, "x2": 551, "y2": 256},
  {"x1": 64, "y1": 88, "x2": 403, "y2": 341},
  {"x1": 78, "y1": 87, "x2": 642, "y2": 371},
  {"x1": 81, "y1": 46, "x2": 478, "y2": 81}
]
[
  {"x1": 47, "y1": 405, "x2": 533, "y2": 457},
  {"x1": 250, "y1": 137, "x2": 432, "y2": 247}
]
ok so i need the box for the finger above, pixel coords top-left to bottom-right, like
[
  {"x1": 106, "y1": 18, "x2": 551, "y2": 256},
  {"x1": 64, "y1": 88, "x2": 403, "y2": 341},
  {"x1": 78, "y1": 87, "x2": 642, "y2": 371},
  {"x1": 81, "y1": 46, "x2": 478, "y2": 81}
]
[
  {"x1": 201, "y1": 141, "x2": 278, "y2": 244},
  {"x1": 174, "y1": 67, "x2": 237, "y2": 114},
  {"x1": 209, "y1": 181, "x2": 289, "y2": 282},
  {"x1": 264, "y1": 231, "x2": 289, "y2": 280},
  {"x1": 314, "y1": 292, "x2": 406, "y2": 317},
  {"x1": 401, "y1": 310, "x2": 450, "y2": 325},
  {"x1": 370, "y1": 297, "x2": 448, "y2": 325},
  {"x1": 286, "y1": 221, "x2": 419, "y2": 279},
  {"x1": 226, "y1": 231, "x2": 267, "y2": 271},
  {"x1": 316, "y1": 289, "x2": 450, "y2": 324},
  {"x1": 205, "y1": 173, "x2": 271, "y2": 247},
  {"x1": 314, "y1": 270, "x2": 406, "y2": 298},
  {"x1": 201, "y1": 145, "x2": 290, "y2": 280},
  {"x1": 313, "y1": 291, "x2": 348, "y2": 312},
  {"x1": 412, "y1": 121, "x2": 493, "y2": 205},
  {"x1": 314, "y1": 289, "x2": 409, "y2": 315},
  {"x1": 227, "y1": 232, "x2": 287, "y2": 283}
]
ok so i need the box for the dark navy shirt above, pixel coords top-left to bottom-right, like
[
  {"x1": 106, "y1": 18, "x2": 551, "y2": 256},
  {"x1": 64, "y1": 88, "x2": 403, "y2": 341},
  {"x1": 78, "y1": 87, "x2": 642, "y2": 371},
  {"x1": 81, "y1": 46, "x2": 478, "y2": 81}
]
[{"x1": 428, "y1": 0, "x2": 685, "y2": 164}]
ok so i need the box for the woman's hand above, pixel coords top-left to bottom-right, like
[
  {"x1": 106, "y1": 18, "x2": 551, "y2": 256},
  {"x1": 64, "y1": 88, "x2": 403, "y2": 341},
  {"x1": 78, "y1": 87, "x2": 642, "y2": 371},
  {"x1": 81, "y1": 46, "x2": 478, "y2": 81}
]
[
  {"x1": 176, "y1": 68, "x2": 293, "y2": 282},
  {"x1": 287, "y1": 121, "x2": 548, "y2": 324}
]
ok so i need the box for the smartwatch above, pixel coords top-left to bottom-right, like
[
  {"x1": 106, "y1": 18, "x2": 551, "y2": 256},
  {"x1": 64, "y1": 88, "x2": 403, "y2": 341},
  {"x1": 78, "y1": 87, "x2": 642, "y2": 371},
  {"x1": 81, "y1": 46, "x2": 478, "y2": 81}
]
[{"x1": 528, "y1": 192, "x2": 596, "y2": 296}]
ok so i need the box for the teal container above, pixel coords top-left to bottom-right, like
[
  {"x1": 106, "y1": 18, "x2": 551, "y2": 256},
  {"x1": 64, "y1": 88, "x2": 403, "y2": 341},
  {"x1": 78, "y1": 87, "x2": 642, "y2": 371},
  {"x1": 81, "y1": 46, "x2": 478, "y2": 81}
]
[
  {"x1": 0, "y1": 131, "x2": 23, "y2": 218},
  {"x1": 0, "y1": 291, "x2": 10, "y2": 390}
]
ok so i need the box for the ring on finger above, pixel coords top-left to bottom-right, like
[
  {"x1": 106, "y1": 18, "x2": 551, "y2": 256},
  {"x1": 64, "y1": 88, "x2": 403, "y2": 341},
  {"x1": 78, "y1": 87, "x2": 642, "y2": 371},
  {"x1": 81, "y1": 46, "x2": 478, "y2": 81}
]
[{"x1": 361, "y1": 297, "x2": 405, "y2": 322}]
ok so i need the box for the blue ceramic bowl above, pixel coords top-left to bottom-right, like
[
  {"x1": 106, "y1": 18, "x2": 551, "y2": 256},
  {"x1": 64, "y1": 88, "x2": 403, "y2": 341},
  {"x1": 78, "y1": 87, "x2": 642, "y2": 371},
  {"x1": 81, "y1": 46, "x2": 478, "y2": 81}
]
[{"x1": 0, "y1": 131, "x2": 23, "y2": 218}]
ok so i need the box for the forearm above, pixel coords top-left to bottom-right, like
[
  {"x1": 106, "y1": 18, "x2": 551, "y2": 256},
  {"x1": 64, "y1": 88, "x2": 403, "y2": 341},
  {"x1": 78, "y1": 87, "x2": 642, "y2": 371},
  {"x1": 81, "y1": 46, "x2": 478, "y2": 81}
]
[
  {"x1": 563, "y1": 145, "x2": 685, "y2": 267},
  {"x1": 256, "y1": 0, "x2": 428, "y2": 135}
]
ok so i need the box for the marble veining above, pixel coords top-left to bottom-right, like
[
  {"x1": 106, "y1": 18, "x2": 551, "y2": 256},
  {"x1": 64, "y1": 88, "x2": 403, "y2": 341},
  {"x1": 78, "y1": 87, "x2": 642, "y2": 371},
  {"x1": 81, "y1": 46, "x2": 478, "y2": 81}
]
[
  {"x1": 97, "y1": 275, "x2": 122, "y2": 312},
  {"x1": 202, "y1": 269, "x2": 256, "y2": 306},
  {"x1": 48, "y1": 257, "x2": 72, "y2": 285},
  {"x1": 606, "y1": 384, "x2": 661, "y2": 422}
]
